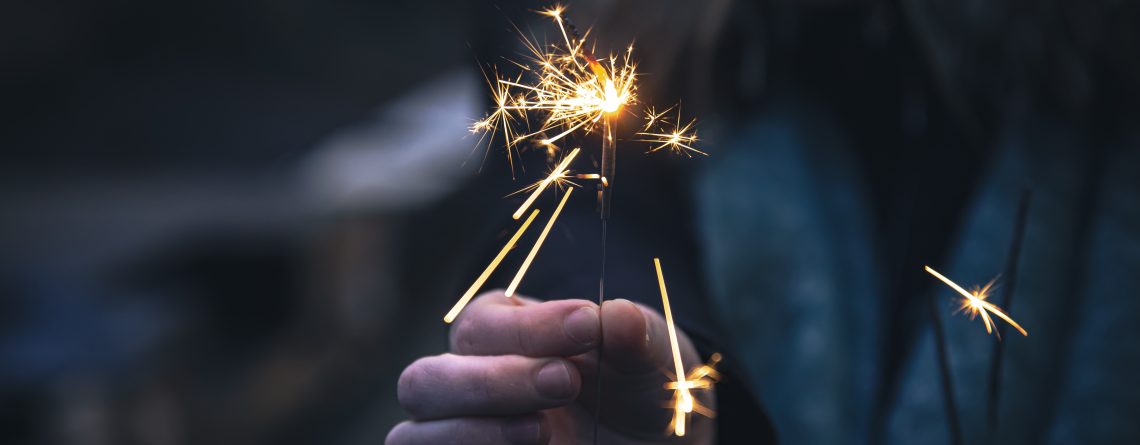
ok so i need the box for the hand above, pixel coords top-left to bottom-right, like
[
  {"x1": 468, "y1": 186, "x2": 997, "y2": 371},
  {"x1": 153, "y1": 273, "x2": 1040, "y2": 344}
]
[{"x1": 387, "y1": 291, "x2": 714, "y2": 444}]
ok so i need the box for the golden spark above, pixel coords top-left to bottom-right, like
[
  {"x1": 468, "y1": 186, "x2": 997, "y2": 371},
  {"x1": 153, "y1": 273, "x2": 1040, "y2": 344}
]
[
  {"x1": 665, "y1": 353, "x2": 721, "y2": 434},
  {"x1": 924, "y1": 266, "x2": 1028, "y2": 338},
  {"x1": 654, "y1": 258, "x2": 695, "y2": 436},
  {"x1": 469, "y1": 4, "x2": 705, "y2": 222},
  {"x1": 505, "y1": 187, "x2": 575, "y2": 297},
  {"x1": 637, "y1": 107, "x2": 705, "y2": 157},
  {"x1": 443, "y1": 210, "x2": 540, "y2": 323},
  {"x1": 476, "y1": 8, "x2": 636, "y2": 151},
  {"x1": 510, "y1": 148, "x2": 580, "y2": 219}
]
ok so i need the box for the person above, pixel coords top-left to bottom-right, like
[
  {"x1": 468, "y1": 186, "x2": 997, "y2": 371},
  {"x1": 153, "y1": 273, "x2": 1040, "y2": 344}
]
[
  {"x1": 387, "y1": 0, "x2": 1140, "y2": 443},
  {"x1": 386, "y1": 293, "x2": 714, "y2": 444}
]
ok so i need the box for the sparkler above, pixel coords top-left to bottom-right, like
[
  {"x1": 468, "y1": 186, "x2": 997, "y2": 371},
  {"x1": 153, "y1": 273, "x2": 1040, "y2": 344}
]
[
  {"x1": 443, "y1": 210, "x2": 540, "y2": 323},
  {"x1": 468, "y1": 5, "x2": 700, "y2": 208},
  {"x1": 469, "y1": 5, "x2": 635, "y2": 159},
  {"x1": 924, "y1": 266, "x2": 1028, "y2": 338},
  {"x1": 505, "y1": 188, "x2": 574, "y2": 297},
  {"x1": 465, "y1": 5, "x2": 706, "y2": 442}
]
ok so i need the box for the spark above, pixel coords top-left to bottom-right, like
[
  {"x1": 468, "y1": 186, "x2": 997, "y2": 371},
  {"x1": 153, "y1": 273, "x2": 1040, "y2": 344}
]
[
  {"x1": 511, "y1": 148, "x2": 580, "y2": 219},
  {"x1": 641, "y1": 105, "x2": 673, "y2": 132},
  {"x1": 925, "y1": 266, "x2": 1028, "y2": 338},
  {"x1": 654, "y1": 258, "x2": 693, "y2": 436},
  {"x1": 469, "y1": 5, "x2": 639, "y2": 170},
  {"x1": 505, "y1": 188, "x2": 575, "y2": 297},
  {"x1": 637, "y1": 107, "x2": 705, "y2": 157},
  {"x1": 664, "y1": 353, "x2": 722, "y2": 435},
  {"x1": 443, "y1": 210, "x2": 541, "y2": 323}
]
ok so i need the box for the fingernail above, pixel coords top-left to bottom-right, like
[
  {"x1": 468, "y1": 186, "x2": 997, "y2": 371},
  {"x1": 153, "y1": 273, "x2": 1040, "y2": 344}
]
[
  {"x1": 612, "y1": 299, "x2": 650, "y2": 346},
  {"x1": 535, "y1": 360, "x2": 574, "y2": 400},
  {"x1": 563, "y1": 307, "x2": 600, "y2": 346},
  {"x1": 502, "y1": 416, "x2": 543, "y2": 444}
]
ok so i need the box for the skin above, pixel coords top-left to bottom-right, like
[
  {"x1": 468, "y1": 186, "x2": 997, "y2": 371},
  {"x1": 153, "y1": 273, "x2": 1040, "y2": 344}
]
[{"x1": 387, "y1": 291, "x2": 715, "y2": 445}]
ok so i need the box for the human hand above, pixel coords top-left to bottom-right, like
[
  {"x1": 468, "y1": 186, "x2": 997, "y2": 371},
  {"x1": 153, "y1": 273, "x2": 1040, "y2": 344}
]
[{"x1": 387, "y1": 291, "x2": 714, "y2": 444}]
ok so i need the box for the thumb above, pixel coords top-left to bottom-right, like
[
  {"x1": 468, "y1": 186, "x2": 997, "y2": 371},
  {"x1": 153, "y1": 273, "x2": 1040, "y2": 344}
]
[
  {"x1": 572, "y1": 298, "x2": 710, "y2": 440},
  {"x1": 599, "y1": 298, "x2": 700, "y2": 376}
]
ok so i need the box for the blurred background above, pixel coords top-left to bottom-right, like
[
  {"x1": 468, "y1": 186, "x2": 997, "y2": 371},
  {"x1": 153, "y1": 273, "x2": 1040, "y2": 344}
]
[{"x1": 2, "y1": 0, "x2": 1138, "y2": 444}]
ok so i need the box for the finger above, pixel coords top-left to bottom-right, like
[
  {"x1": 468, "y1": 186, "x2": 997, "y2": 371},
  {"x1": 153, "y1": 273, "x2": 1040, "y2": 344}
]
[
  {"x1": 571, "y1": 299, "x2": 710, "y2": 438},
  {"x1": 398, "y1": 354, "x2": 579, "y2": 420},
  {"x1": 450, "y1": 290, "x2": 600, "y2": 357},
  {"x1": 386, "y1": 414, "x2": 550, "y2": 445},
  {"x1": 598, "y1": 298, "x2": 700, "y2": 376}
]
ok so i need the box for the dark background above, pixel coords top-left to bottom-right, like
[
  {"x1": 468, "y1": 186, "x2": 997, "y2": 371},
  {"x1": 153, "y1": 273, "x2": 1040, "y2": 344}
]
[{"x1": 2, "y1": 0, "x2": 1138, "y2": 444}]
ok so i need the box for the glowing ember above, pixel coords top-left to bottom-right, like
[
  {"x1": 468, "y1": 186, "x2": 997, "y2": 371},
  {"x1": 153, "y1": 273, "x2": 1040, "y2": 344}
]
[{"x1": 925, "y1": 266, "x2": 1028, "y2": 338}]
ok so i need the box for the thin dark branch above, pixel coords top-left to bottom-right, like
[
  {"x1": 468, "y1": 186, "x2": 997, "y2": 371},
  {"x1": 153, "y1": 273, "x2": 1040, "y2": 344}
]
[
  {"x1": 930, "y1": 296, "x2": 963, "y2": 445},
  {"x1": 985, "y1": 188, "x2": 1032, "y2": 443}
]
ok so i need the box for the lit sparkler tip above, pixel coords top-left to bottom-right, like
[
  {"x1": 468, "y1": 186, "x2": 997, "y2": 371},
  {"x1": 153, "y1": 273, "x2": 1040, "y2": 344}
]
[
  {"x1": 924, "y1": 266, "x2": 1028, "y2": 338},
  {"x1": 539, "y1": 4, "x2": 564, "y2": 18}
]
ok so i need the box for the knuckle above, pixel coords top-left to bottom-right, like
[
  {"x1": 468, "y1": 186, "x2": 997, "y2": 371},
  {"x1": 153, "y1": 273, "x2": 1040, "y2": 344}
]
[{"x1": 450, "y1": 313, "x2": 483, "y2": 353}]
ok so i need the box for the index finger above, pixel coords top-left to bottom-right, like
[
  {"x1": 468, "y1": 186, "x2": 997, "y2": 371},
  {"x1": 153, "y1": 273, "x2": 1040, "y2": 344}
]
[{"x1": 449, "y1": 290, "x2": 601, "y2": 357}]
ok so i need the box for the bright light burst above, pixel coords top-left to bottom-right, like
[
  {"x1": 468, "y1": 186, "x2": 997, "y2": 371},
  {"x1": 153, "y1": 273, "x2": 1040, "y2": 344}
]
[
  {"x1": 654, "y1": 258, "x2": 719, "y2": 436},
  {"x1": 664, "y1": 352, "x2": 721, "y2": 435},
  {"x1": 469, "y1": 5, "x2": 702, "y2": 174},
  {"x1": 637, "y1": 107, "x2": 705, "y2": 157},
  {"x1": 471, "y1": 5, "x2": 635, "y2": 156},
  {"x1": 924, "y1": 266, "x2": 1028, "y2": 339},
  {"x1": 508, "y1": 148, "x2": 581, "y2": 219}
]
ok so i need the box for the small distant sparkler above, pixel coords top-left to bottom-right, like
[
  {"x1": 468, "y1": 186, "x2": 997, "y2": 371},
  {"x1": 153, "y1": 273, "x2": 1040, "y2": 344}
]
[{"x1": 924, "y1": 266, "x2": 1028, "y2": 339}]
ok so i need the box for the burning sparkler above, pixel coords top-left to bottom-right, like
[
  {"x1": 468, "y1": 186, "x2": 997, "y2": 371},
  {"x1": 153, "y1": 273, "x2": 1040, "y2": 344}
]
[
  {"x1": 924, "y1": 266, "x2": 1028, "y2": 338},
  {"x1": 468, "y1": 5, "x2": 702, "y2": 213},
  {"x1": 460, "y1": 6, "x2": 710, "y2": 442}
]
